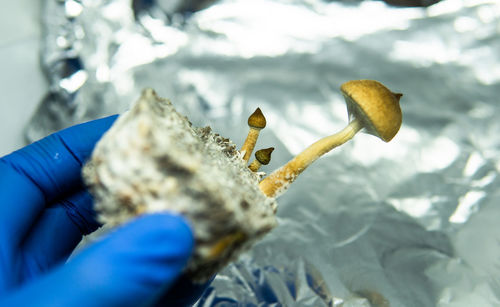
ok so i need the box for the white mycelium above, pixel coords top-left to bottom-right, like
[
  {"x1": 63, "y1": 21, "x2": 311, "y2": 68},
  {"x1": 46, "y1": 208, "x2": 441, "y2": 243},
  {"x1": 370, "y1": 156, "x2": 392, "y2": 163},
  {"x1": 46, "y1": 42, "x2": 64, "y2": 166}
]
[{"x1": 83, "y1": 89, "x2": 277, "y2": 281}]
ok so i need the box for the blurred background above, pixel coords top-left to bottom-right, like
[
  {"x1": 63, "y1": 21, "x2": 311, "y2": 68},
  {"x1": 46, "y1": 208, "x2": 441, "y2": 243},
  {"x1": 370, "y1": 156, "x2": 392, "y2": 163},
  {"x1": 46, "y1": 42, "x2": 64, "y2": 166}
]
[
  {"x1": 0, "y1": 1, "x2": 45, "y2": 156},
  {"x1": 2, "y1": 0, "x2": 500, "y2": 306}
]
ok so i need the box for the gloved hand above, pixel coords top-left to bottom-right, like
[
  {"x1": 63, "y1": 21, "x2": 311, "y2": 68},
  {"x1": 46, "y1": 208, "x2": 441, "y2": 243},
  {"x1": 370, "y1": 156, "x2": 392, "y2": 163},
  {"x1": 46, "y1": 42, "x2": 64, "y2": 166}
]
[{"x1": 0, "y1": 116, "x2": 206, "y2": 307}]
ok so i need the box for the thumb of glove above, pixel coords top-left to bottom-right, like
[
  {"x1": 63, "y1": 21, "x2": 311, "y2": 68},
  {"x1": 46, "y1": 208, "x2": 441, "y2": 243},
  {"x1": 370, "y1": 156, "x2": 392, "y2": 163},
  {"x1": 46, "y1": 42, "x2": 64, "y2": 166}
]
[{"x1": 1, "y1": 213, "x2": 194, "y2": 307}]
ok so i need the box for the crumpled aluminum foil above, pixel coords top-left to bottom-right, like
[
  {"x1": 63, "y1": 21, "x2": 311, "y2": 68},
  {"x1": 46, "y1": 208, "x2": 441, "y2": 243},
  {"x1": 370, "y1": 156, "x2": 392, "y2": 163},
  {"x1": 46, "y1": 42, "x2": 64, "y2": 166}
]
[{"x1": 30, "y1": 0, "x2": 500, "y2": 306}]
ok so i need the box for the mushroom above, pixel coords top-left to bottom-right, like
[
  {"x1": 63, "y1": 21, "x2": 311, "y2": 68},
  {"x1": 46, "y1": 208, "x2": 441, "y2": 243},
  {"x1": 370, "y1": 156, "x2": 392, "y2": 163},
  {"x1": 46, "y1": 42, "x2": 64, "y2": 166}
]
[
  {"x1": 248, "y1": 147, "x2": 274, "y2": 172},
  {"x1": 259, "y1": 80, "x2": 403, "y2": 198},
  {"x1": 240, "y1": 108, "x2": 266, "y2": 162}
]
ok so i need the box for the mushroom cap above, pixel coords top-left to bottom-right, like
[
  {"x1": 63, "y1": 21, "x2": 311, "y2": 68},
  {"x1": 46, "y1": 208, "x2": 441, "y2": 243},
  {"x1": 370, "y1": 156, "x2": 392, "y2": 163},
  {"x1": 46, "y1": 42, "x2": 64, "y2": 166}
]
[
  {"x1": 248, "y1": 108, "x2": 266, "y2": 129},
  {"x1": 255, "y1": 147, "x2": 274, "y2": 165},
  {"x1": 340, "y1": 80, "x2": 403, "y2": 142}
]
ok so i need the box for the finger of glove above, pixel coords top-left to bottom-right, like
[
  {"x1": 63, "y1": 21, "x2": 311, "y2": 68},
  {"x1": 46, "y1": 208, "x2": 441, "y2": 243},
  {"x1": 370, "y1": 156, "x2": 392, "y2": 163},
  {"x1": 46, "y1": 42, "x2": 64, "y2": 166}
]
[
  {"x1": 75, "y1": 213, "x2": 194, "y2": 292},
  {"x1": 21, "y1": 189, "x2": 100, "y2": 276},
  {"x1": 0, "y1": 213, "x2": 194, "y2": 307},
  {"x1": 0, "y1": 115, "x2": 116, "y2": 246}
]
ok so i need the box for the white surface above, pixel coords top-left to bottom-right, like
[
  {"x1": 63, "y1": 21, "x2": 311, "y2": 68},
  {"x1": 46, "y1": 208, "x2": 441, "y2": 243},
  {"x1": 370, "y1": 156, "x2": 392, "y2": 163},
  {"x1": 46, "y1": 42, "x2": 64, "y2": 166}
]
[{"x1": 0, "y1": 0, "x2": 47, "y2": 156}]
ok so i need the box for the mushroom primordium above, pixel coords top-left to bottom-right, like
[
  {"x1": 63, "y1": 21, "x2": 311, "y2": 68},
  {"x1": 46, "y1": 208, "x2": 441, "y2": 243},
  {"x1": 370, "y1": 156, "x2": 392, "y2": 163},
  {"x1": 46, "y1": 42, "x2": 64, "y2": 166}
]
[
  {"x1": 259, "y1": 79, "x2": 403, "y2": 198},
  {"x1": 240, "y1": 108, "x2": 266, "y2": 162},
  {"x1": 248, "y1": 147, "x2": 274, "y2": 172}
]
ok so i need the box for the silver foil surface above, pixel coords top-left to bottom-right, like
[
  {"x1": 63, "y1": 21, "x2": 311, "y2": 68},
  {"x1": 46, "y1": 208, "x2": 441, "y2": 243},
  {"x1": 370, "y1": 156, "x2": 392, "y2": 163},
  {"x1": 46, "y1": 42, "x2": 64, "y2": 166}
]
[{"x1": 31, "y1": 0, "x2": 500, "y2": 306}]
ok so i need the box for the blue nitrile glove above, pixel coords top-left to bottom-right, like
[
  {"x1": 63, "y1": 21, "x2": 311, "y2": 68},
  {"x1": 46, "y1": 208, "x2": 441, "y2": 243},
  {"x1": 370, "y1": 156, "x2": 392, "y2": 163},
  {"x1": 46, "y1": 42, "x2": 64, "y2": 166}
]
[{"x1": 0, "y1": 116, "x2": 206, "y2": 307}]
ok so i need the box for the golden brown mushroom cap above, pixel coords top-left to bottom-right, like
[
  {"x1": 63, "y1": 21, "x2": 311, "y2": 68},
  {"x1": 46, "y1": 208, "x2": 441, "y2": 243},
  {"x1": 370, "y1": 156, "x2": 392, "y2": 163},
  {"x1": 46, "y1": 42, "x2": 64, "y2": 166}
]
[
  {"x1": 247, "y1": 108, "x2": 267, "y2": 129},
  {"x1": 340, "y1": 80, "x2": 403, "y2": 142},
  {"x1": 255, "y1": 147, "x2": 274, "y2": 165}
]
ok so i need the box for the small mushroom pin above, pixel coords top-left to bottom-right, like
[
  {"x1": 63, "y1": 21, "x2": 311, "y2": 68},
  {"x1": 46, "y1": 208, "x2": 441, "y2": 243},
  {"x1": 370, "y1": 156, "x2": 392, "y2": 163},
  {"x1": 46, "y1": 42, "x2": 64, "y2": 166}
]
[
  {"x1": 259, "y1": 80, "x2": 403, "y2": 198},
  {"x1": 240, "y1": 108, "x2": 266, "y2": 162},
  {"x1": 248, "y1": 147, "x2": 274, "y2": 172}
]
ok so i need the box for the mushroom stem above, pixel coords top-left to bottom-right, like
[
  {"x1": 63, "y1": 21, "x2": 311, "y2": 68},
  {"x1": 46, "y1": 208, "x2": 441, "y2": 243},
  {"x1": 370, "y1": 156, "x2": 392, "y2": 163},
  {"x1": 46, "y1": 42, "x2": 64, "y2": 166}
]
[
  {"x1": 240, "y1": 129, "x2": 260, "y2": 162},
  {"x1": 248, "y1": 159, "x2": 262, "y2": 172},
  {"x1": 259, "y1": 119, "x2": 363, "y2": 198}
]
